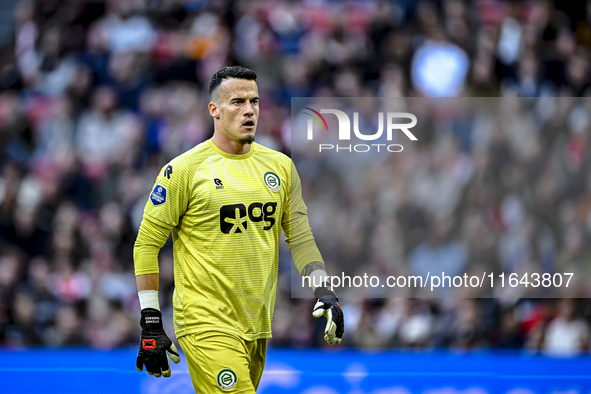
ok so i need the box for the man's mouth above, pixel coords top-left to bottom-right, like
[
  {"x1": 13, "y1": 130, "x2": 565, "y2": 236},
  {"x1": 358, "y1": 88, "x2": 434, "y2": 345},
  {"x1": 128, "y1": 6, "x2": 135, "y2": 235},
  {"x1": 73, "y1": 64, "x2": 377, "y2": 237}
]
[{"x1": 243, "y1": 120, "x2": 255, "y2": 128}]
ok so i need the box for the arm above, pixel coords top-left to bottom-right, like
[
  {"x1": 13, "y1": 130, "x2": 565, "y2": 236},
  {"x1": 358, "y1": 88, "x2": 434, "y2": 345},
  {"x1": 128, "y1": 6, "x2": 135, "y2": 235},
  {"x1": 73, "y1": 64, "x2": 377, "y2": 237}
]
[
  {"x1": 134, "y1": 216, "x2": 180, "y2": 377},
  {"x1": 282, "y1": 162, "x2": 324, "y2": 275},
  {"x1": 282, "y1": 162, "x2": 344, "y2": 344},
  {"x1": 136, "y1": 273, "x2": 158, "y2": 292},
  {"x1": 134, "y1": 159, "x2": 190, "y2": 305},
  {"x1": 134, "y1": 160, "x2": 190, "y2": 377},
  {"x1": 301, "y1": 261, "x2": 326, "y2": 277},
  {"x1": 301, "y1": 261, "x2": 329, "y2": 290},
  {"x1": 134, "y1": 216, "x2": 170, "y2": 304}
]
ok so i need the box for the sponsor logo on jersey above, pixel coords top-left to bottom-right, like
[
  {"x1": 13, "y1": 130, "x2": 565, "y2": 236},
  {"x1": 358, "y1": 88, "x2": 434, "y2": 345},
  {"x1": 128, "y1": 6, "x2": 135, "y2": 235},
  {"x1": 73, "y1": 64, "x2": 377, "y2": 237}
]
[
  {"x1": 217, "y1": 368, "x2": 237, "y2": 390},
  {"x1": 264, "y1": 172, "x2": 281, "y2": 191},
  {"x1": 220, "y1": 202, "x2": 277, "y2": 234},
  {"x1": 214, "y1": 178, "x2": 224, "y2": 189},
  {"x1": 150, "y1": 185, "x2": 167, "y2": 206}
]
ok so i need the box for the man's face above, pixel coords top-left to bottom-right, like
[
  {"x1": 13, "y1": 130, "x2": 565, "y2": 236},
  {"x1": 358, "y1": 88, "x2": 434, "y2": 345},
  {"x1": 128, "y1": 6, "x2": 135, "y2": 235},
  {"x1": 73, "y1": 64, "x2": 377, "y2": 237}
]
[{"x1": 211, "y1": 78, "x2": 259, "y2": 145}]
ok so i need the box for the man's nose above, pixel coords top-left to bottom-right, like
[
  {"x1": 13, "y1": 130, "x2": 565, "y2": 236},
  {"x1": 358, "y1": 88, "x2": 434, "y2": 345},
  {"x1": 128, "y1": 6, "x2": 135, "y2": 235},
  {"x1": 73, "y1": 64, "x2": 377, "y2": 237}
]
[{"x1": 244, "y1": 102, "x2": 254, "y2": 115}]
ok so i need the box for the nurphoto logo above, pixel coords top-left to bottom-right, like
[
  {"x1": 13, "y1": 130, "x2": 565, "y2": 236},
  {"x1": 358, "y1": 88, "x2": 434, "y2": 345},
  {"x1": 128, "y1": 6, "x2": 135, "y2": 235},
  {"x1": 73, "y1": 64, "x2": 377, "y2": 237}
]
[{"x1": 302, "y1": 107, "x2": 417, "y2": 153}]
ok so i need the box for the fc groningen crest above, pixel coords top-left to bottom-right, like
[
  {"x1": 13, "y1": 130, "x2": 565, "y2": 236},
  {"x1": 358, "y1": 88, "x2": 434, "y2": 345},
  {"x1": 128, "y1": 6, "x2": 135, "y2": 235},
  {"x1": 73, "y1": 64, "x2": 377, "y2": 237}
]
[
  {"x1": 264, "y1": 171, "x2": 281, "y2": 191},
  {"x1": 217, "y1": 368, "x2": 237, "y2": 390}
]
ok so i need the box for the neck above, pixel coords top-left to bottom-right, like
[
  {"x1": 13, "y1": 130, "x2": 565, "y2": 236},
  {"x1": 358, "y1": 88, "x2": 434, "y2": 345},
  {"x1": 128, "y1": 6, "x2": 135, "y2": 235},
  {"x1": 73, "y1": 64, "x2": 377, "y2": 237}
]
[{"x1": 212, "y1": 132, "x2": 252, "y2": 155}]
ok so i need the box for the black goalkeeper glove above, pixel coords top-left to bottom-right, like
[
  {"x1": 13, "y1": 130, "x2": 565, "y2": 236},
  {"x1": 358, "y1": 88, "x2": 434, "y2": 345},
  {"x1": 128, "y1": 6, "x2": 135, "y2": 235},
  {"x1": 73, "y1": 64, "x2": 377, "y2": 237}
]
[
  {"x1": 136, "y1": 308, "x2": 180, "y2": 378},
  {"x1": 312, "y1": 287, "x2": 344, "y2": 344}
]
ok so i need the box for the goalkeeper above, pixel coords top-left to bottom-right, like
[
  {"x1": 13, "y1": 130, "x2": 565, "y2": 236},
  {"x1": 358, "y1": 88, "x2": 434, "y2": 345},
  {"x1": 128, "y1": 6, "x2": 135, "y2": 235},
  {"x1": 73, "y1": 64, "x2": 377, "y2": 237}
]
[{"x1": 133, "y1": 66, "x2": 344, "y2": 393}]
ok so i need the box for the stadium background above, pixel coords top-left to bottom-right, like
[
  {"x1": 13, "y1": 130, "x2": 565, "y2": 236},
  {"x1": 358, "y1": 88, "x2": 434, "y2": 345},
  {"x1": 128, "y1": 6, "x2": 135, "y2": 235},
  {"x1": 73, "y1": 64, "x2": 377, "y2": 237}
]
[{"x1": 1, "y1": 0, "x2": 591, "y2": 393}]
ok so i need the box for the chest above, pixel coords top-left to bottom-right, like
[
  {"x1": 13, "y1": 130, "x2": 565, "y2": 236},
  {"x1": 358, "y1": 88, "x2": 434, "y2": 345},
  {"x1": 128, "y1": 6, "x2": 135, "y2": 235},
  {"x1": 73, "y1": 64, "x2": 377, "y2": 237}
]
[{"x1": 188, "y1": 159, "x2": 286, "y2": 232}]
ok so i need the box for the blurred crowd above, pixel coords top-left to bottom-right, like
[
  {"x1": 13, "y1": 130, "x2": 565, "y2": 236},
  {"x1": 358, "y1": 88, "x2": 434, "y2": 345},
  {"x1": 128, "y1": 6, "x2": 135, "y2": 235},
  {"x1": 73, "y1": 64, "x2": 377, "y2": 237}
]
[
  {"x1": 1, "y1": 0, "x2": 591, "y2": 355},
  {"x1": 287, "y1": 95, "x2": 591, "y2": 354}
]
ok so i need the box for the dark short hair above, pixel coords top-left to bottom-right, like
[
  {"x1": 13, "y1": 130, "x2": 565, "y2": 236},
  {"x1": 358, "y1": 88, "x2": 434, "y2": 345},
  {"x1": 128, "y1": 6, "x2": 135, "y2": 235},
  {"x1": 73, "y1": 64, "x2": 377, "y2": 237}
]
[{"x1": 209, "y1": 66, "x2": 257, "y2": 100}]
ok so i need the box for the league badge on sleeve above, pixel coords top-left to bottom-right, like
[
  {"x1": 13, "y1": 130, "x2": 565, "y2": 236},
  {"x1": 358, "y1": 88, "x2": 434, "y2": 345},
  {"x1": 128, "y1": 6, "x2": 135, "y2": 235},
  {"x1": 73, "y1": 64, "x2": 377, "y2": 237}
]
[{"x1": 150, "y1": 184, "x2": 167, "y2": 206}]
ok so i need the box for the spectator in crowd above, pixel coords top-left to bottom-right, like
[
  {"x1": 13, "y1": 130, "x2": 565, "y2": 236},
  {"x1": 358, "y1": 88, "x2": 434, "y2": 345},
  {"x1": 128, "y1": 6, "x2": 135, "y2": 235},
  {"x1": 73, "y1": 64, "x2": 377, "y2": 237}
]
[{"x1": 543, "y1": 298, "x2": 590, "y2": 356}]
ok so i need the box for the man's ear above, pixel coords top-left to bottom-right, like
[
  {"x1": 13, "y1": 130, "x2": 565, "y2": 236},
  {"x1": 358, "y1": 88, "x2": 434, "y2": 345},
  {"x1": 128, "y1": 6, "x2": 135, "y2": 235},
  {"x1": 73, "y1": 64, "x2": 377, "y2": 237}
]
[{"x1": 208, "y1": 102, "x2": 219, "y2": 119}]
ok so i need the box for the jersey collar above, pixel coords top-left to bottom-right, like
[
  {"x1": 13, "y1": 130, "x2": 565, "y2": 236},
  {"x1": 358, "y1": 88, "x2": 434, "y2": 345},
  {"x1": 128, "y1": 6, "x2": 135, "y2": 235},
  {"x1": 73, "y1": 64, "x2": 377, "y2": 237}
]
[{"x1": 207, "y1": 139, "x2": 255, "y2": 160}]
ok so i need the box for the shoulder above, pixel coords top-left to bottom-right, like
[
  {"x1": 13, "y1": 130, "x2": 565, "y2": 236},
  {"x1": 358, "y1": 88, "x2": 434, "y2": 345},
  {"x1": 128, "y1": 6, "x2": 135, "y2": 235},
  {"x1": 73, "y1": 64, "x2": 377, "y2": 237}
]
[
  {"x1": 167, "y1": 140, "x2": 215, "y2": 175},
  {"x1": 253, "y1": 142, "x2": 292, "y2": 168},
  {"x1": 252, "y1": 143, "x2": 296, "y2": 189}
]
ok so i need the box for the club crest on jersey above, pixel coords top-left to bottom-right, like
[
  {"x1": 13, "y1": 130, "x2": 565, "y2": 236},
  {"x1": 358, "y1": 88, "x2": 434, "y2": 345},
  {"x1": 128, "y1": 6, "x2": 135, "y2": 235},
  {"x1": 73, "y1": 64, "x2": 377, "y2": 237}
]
[
  {"x1": 150, "y1": 184, "x2": 167, "y2": 206},
  {"x1": 217, "y1": 368, "x2": 237, "y2": 390},
  {"x1": 264, "y1": 172, "x2": 281, "y2": 191}
]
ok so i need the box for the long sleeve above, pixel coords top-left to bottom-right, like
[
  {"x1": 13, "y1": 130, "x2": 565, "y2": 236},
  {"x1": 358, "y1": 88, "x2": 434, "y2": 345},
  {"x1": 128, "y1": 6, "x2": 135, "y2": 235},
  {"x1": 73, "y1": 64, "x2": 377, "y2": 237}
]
[
  {"x1": 134, "y1": 216, "x2": 173, "y2": 276},
  {"x1": 282, "y1": 161, "x2": 324, "y2": 273},
  {"x1": 135, "y1": 159, "x2": 192, "y2": 275}
]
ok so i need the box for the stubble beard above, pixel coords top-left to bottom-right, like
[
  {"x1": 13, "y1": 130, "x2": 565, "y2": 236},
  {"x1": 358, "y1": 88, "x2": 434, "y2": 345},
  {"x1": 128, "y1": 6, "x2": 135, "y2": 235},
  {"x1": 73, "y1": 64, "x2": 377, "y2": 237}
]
[{"x1": 238, "y1": 135, "x2": 255, "y2": 145}]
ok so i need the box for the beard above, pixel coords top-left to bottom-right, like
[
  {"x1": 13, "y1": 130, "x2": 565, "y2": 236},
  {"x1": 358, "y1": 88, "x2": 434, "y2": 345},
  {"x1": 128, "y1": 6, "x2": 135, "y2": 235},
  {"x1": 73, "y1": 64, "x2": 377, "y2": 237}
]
[{"x1": 238, "y1": 135, "x2": 255, "y2": 145}]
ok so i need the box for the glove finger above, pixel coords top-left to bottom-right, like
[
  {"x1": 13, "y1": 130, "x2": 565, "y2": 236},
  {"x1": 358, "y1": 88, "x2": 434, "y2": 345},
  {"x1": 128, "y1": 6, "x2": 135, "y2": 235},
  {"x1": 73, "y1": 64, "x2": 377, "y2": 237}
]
[
  {"x1": 312, "y1": 300, "x2": 326, "y2": 318},
  {"x1": 145, "y1": 358, "x2": 161, "y2": 378},
  {"x1": 333, "y1": 305, "x2": 345, "y2": 339},
  {"x1": 156, "y1": 352, "x2": 170, "y2": 378},
  {"x1": 168, "y1": 343, "x2": 181, "y2": 364},
  {"x1": 162, "y1": 355, "x2": 171, "y2": 378},
  {"x1": 324, "y1": 309, "x2": 337, "y2": 343},
  {"x1": 136, "y1": 353, "x2": 145, "y2": 372}
]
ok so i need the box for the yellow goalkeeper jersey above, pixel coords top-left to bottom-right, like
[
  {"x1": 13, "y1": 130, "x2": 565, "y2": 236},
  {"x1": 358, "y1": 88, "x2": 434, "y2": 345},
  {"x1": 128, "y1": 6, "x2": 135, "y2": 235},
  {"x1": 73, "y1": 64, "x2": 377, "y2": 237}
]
[{"x1": 134, "y1": 139, "x2": 322, "y2": 340}]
